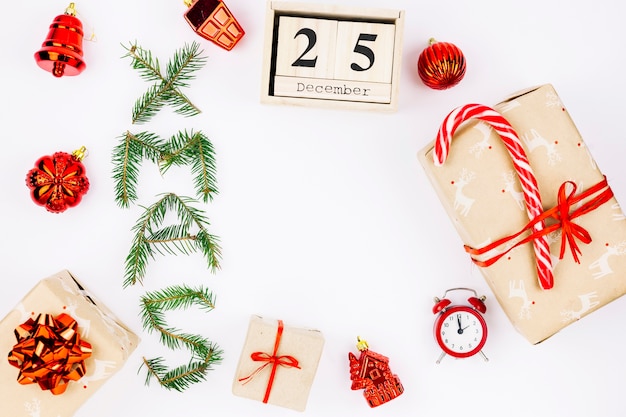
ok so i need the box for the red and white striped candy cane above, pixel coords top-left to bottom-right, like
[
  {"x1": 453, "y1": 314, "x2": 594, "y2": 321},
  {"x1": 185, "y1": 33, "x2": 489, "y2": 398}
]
[{"x1": 434, "y1": 103, "x2": 554, "y2": 290}]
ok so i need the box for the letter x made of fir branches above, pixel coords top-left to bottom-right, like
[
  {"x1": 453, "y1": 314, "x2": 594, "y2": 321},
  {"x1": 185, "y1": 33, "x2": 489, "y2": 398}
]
[{"x1": 122, "y1": 41, "x2": 206, "y2": 124}]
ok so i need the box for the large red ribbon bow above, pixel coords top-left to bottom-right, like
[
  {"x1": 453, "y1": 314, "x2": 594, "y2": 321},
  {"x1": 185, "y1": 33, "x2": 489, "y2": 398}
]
[
  {"x1": 7, "y1": 313, "x2": 92, "y2": 395},
  {"x1": 238, "y1": 320, "x2": 301, "y2": 404},
  {"x1": 465, "y1": 177, "x2": 613, "y2": 268}
]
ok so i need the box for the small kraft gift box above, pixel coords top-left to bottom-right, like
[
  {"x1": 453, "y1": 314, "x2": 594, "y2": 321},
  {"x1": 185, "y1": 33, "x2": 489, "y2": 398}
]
[
  {"x1": 232, "y1": 315, "x2": 325, "y2": 411},
  {"x1": 0, "y1": 270, "x2": 140, "y2": 417},
  {"x1": 418, "y1": 84, "x2": 626, "y2": 344}
]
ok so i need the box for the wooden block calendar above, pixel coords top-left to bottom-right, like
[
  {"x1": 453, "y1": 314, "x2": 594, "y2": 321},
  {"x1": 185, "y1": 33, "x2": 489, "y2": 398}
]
[{"x1": 261, "y1": 1, "x2": 405, "y2": 111}]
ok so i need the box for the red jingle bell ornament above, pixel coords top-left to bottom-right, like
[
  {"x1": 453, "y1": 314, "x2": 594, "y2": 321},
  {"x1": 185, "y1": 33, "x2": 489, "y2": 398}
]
[
  {"x1": 34, "y1": 3, "x2": 86, "y2": 77},
  {"x1": 26, "y1": 147, "x2": 90, "y2": 213},
  {"x1": 417, "y1": 38, "x2": 466, "y2": 90}
]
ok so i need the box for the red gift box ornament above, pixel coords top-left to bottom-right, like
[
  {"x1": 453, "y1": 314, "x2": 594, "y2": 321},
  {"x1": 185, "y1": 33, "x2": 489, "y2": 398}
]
[
  {"x1": 238, "y1": 320, "x2": 301, "y2": 404},
  {"x1": 348, "y1": 337, "x2": 403, "y2": 407},
  {"x1": 184, "y1": 0, "x2": 245, "y2": 51},
  {"x1": 34, "y1": 3, "x2": 86, "y2": 77},
  {"x1": 26, "y1": 146, "x2": 90, "y2": 213},
  {"x1": 7, "y1": 313, "x2": 92, "y2": 395}
]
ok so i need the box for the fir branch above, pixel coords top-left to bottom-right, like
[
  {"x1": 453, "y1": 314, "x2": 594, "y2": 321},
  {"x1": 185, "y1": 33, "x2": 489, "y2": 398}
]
[
  {"x1": 160, "y1": 130, "x2": 218, "y2": 202},
  {"x1": 142, "y1": 284, "x2": 216, "y2": 311},
  {"x1": 122, "y1": 193, "x2": 221, "y2": 287},
  {"x1": 121, "y1": 42, "x2": 162, "y2": 83},
  {"x1": 131, "y1": 83, "x2": 169, "y2": 125},
  {"x1": 112, "y1": 131, "x2": 165, "y2": 208},
  {"x1": 165, "y1": 42, "x2": 206, "y2": 89},
  {"x1": 141, "y1": 344, "x2": 222, "y2": 392},
  {"x1": 121, "y1": 41, "x2": 206, "y2": 124},
  {"x1": 139, "y1": 285, "x2": 222, "y2": 391}
]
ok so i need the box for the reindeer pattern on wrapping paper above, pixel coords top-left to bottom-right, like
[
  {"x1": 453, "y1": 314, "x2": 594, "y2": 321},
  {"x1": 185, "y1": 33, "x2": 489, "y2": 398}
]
[
  {"x1": 561, "y1": 292, "x2": 600, "y2": 322},
  {"x1": 521, "y1": 128, "x2": 562, "y2": 166},
  {"x1": 501, "y1": 170, "x2": 525, "y2": 211},
  {"x1": 23, "y1": 398, "x2": 61, "y2": 417},
  {"x1": 452, "y1": 168, "x2": 476, "y2": 217},
  {"x1": 80, "y1": 359, "x2": 118, "y2": 388},
  {"x1": 589, "y1": 240, "x2": 626, "y2": 279},
  {"x1": 468, "y1": 122, "x2": 493, "y2": 159},
  {"x1": 508, "y1": 280, "x2": 533, "y2": 319}
]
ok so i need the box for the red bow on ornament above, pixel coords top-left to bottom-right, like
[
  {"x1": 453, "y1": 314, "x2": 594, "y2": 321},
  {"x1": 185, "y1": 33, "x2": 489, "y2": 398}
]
[
  {"x1": 7, "y1": 313, "x2": 92, "y2": 395},
  {"x1": 238, "y1": 320, "x2": 300, "y2": 404},
  {"x1": 26, "y1": 147, "x2": 90, "y2": 213}
]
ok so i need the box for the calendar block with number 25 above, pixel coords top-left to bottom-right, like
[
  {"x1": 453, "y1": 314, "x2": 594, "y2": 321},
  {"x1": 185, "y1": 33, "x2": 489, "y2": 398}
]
[{"x1": 261, "y1": 2, "x2": 405, "y2": 111}]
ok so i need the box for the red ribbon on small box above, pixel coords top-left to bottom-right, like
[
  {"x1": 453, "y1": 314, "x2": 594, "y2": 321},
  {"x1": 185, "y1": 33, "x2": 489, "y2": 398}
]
[
  {"x1": 238, "y1": 320, "x2": 301, "y2": 404},
  {"x1": 435, "y1": 104, "x2": 613, "y2": 290},
  {"x1": 7, "y1": 313, "x2": 92, "y2": 395}
]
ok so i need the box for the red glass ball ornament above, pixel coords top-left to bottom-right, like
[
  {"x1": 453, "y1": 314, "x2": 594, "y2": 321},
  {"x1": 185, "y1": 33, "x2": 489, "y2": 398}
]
[
  {"x1": 417, "y1": 38, "x2": 466, "y2": 90},
  {"x1": 26, "y1": 147, "x2": 90, "y2": 213}
]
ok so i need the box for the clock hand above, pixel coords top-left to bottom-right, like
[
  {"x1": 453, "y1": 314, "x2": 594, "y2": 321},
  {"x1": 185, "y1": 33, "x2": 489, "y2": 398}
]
[{"x1": 457, "y1": 314, "x2": 463, "y2": 334}]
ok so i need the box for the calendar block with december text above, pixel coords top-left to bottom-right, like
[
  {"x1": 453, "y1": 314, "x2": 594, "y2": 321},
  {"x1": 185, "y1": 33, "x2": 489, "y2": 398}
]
[{"x1": 261, "y1": 1, "x2": 405, "y2": 111}]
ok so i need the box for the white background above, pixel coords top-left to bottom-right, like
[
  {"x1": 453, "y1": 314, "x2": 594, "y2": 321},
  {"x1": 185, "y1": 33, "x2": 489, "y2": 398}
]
[{"x1": 2, "y1": 0, "x2": 626, "y2": 416}]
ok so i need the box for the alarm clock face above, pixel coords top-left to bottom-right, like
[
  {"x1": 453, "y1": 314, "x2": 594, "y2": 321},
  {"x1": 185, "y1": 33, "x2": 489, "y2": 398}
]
[{"x1": 434, "y1": 305, "x2": 487, "y2": 358}]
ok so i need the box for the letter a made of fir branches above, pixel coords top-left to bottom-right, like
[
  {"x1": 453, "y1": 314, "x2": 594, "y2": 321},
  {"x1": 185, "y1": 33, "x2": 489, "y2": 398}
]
[
  {"x1": 140, "y1": 285, "x2": 223, "y2": 391},
  {"x1": 122, "y1": 193, "x2": 221, "y2": 288},
  {"x1": 121, "y1": 41, "x2": 206, "y2": 124}
]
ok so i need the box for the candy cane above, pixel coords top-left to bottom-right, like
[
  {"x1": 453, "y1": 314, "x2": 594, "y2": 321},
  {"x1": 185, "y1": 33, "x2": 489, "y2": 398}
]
[{"x1": 434, "y1": 103, "x2": 554, "y2": 290}]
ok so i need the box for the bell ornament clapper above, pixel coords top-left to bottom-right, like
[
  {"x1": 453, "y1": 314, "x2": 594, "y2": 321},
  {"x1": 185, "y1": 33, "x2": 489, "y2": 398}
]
[{"x1": 34, "y1": 3, "x2": 86, "y2": 77}]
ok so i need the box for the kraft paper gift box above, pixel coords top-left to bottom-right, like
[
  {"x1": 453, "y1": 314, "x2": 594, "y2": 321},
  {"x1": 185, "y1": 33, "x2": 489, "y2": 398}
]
[
  {"x1": 232, "y1": 315, "x2": 324, "y2": 412},
  {"x1": 418, "y1": 84, "x2": 626, "y2": 344},
  {"x1": 0, "y1": 270, "x2": 140, "y2": 417}
]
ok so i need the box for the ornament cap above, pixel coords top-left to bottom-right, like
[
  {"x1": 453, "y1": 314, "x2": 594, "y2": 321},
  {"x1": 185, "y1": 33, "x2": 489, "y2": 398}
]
[
  {"x1": 72, "y1": 146, "x2": 88, "y2": 161},
  {"x1": 65, "y1": 3, "x2": 77, "y2": 17},
  {"x1": 356, "y1": 337, "x2": 369, "y2": 351}
]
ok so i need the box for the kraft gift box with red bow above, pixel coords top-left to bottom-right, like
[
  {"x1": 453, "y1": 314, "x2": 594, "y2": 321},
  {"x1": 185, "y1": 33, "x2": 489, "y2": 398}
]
[
  {"x1": 418, "y1": 84, "x2": 626, "y2": 344},
  {"x1": 232, "y1": 315, "x2": 325, "y2": 411},
  {"x1": 0, "y1": 270, "x2": 140, "y2": 417}
]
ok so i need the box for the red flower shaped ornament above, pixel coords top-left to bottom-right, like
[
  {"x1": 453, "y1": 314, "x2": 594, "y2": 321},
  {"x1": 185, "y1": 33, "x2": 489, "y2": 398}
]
[{"x1": 26, "y1": 147, "x2": 90, "y2": 213}]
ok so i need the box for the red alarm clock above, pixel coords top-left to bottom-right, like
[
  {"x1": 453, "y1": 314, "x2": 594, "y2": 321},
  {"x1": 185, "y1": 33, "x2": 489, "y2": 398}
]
[{"x1": 432, "y1": 288, "x2": 488, "y2": 364}]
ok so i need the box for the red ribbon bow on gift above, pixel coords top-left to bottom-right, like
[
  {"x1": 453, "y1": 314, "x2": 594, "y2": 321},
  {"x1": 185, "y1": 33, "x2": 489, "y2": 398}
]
[
  {"x1": 7, "y1": 313, "x2": 92, "y2": 395},
  {"x1": 465, "y1": 178, "x2": 614, "y2": 268},
  {"x1": 238, "y1": 320, "x2": 301, "y2": 404}
]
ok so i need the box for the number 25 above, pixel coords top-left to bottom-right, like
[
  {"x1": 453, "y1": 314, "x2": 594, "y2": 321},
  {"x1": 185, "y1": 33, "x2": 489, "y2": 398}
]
[{"x1": 291, "y1": 29, "x2": 378, "y2": 71}]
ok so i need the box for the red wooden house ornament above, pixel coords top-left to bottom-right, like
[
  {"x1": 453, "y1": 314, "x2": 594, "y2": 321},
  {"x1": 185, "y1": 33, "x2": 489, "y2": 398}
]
[
  {"x1": 184, "y1": 0, "x2": 244, "y2": 51},
  {"x1": 348, "y1": 337, "x2": 403, "y2": 407}
]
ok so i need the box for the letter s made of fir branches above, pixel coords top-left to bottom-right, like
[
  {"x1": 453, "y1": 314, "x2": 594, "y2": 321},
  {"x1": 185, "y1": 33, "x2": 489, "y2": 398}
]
[
  {"x1": 123, "y1": 193, "x2": 221, "y2": 288},
  {"x1": 140, "y1": 285, "x2": 223, "y2": 391},
  {"x1": 122, "y1": 41, "x2": 207, "y2": 124},
  {"x1": 112, "y1": 130, "x2": 218, "y2": 208}
]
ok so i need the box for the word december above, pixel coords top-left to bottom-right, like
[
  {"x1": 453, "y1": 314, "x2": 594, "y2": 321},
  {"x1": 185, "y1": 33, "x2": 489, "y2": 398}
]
[{"x1": 296, "y1": 82, "x2": 371, "y2": 96}]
